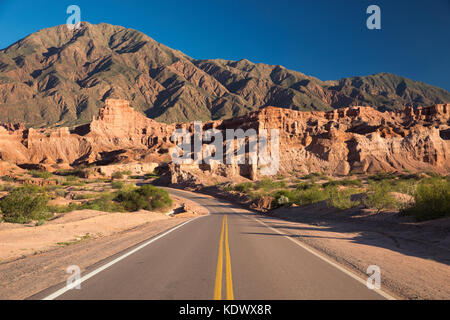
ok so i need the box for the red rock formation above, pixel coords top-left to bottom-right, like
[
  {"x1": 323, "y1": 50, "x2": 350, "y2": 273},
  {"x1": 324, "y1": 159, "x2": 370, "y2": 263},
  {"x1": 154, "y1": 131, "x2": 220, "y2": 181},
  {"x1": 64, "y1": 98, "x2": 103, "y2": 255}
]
[{"x1": 0, "y1": 100, "x2": 448, "y2": 178}]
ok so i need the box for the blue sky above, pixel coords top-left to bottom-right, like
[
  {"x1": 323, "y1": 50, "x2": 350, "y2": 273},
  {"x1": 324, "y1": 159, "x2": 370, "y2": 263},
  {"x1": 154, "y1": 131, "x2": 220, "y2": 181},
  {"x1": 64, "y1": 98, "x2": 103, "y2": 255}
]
[{"x1": 0, "y1": 0, "x2": 449, "y2": 90}]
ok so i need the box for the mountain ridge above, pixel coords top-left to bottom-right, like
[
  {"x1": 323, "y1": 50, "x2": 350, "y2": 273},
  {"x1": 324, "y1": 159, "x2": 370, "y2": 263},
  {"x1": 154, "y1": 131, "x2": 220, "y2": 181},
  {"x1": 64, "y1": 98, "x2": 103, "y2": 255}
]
[{"x1": 0, "y1": 22, "x2": 449, "y2": 127}]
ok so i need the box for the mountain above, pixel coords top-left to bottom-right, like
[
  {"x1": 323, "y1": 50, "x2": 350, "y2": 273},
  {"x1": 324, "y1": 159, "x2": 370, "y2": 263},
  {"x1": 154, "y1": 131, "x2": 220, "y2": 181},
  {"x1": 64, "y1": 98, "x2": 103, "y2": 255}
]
[{"x1": 0, "y1": 22, "x2": 448, "y2": 127}]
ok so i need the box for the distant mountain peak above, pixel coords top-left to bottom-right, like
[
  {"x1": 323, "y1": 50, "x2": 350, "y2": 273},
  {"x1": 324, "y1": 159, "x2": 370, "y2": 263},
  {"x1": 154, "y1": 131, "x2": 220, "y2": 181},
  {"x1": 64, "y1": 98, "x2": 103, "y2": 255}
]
[{"x1": 0, "y1": 22, "x2": 448, "y2": 127}]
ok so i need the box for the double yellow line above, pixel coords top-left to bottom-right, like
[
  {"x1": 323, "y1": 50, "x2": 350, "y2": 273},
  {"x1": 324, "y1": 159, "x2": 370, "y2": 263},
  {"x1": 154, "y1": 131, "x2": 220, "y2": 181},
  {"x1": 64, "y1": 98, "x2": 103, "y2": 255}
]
[{"x1": 213, "y1": 215, "x2": 234, "y2": 300}]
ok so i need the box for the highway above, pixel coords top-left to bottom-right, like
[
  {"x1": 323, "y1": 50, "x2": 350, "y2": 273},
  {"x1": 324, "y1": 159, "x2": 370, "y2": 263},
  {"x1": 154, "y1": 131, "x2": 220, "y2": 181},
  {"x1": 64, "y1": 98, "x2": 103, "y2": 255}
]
[{"x1": 37, "y1": 188, "x2": 387, "y2": 300}]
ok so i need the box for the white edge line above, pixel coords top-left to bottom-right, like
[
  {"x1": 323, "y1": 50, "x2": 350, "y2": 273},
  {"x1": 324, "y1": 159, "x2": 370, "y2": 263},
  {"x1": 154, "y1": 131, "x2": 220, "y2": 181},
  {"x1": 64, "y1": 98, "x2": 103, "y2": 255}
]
[
  {"x1": 43, "y1": 215, "x2": 205, "y2": 300},
  {"x1": 239, "y1": 212, "x2": 397, "y2": 300}
]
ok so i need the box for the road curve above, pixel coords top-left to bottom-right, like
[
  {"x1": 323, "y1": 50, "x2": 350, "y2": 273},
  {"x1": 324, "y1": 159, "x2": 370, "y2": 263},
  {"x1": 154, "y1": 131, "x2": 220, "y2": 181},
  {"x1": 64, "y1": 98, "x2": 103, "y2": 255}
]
[{"x1": 35, "y1": 188, "x2": 386, "y2": 300}]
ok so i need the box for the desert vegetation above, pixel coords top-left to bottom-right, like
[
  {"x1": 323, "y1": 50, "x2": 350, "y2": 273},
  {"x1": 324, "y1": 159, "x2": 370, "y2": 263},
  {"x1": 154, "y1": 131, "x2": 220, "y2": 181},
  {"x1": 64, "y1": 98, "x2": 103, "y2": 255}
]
[
  {"x1": 0, "y1": 169, "x2": 171, "y2": 224},
  {"x1": 222, "y1": 172, "x2": 449, "y2": 221}
]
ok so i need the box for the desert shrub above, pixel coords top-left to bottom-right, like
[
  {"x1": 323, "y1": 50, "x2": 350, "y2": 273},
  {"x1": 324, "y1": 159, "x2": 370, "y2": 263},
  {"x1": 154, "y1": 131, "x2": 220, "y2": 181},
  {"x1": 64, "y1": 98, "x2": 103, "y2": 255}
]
[
  {"x1": 277, "y1": 195, "x2": 290, "y2": 206},
  {"x1": 389, "y1": 179, "x2": 418, "y2": 196},
  {"x1": 326, "y1": 186, "x2": 359, "y2": 210},
  {"x1": 363, "y1": 181, "x2": 398, "y2": 213},
  {"x1": 402, "y1": 177, "x2": 450, "y2": 221},
  {"x1": 62, "y1": 175, "x2": 86, "y2": 186},
  {"x1": 111, "y1": 171, "x2": 124, "y2": 180},
  {"x1": 1, "y1": 176, "x2": 14, "y2": 182},
  {"x1": 115, "y1": 185, "x2": 172, "y2": 212},
  {"x1": 296, "y1": 182, "x2": 317, "y2": 191},
  {"x1": 0, "y1": 183, "x2": 14, "y2": 192},
  {"x1": 48, "y1": 203, "x2": 81, "y2": 214},
  {"x1": 54, "y1": 168, "x2": 84, "y2": 177},
  {"x1": 0, "y1": 185, "x2": 50, "y2": 223},
  {"x1": 144, "y1": 172, "x2": 159, "y2": 179},
  {"x1": 398, "y1": 173, "x2": 421, "y2": 181},
  {"x1": 271, "y1": 189, "x2": 297, "y2": 207},
  {"x1": 54, "y1": 188, "x2": 66, "y2": 197},
  {"x1": 73, "y1": 193, "x2": 97, "y2": 200},
  {"x1": 111, "y1": 181, "x2": 125, "y2": 189},
  {"x1": 368, "y1": 172, "x2": 396, "y2": 182},
  {"x1": 233, "y1": 182, "x2": 253, "y2": 193},
  {"x1": 81, "y1": 193, "x2": 123, "y2": 212},
  {"x1": 29, "y1": 170, "x2": 53, "y2": 179},
  {"x1": 65, "y1": 175, "x2": 78, "y2": 182},
  {"x1": 295, "y1": 184, "x2": 329, "y2": 206},
  {"x1": 254, "y1": 178, "x2": 287, "y2": 191},
  {"x1": 322, "y1": 178, "x2": 362, "y2": 188},
  {"x1": 299, "y1": 172, "x2": 327, "y2": 181}
]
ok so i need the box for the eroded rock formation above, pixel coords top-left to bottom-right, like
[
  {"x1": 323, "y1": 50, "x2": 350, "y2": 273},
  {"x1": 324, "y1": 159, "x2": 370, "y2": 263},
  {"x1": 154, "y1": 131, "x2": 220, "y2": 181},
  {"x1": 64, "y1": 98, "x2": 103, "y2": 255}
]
[{"x1": 0, "y1": 99, "x2": 448, "y2": 181}]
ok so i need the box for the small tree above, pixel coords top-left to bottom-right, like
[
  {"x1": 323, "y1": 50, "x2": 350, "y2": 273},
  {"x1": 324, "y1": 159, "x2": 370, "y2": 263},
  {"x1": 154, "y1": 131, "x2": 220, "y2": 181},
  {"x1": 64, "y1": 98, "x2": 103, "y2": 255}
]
[
  {"x1": 363, "y1": 181, "x2": 398, "y2": 213},
  {"x1": 0, "y1": 185, "x2": 50, "y2": 223}
]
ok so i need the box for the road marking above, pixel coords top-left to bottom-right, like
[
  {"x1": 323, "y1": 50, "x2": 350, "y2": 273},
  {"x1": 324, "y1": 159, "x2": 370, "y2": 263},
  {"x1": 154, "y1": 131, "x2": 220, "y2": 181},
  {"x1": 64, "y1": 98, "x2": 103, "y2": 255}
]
[
  {"x1": 213, "y1": 215, "x2": 234, "y2": 300},
  {"x1": 42, "y1": 215, "x2": 206, "y2": 300},
  {"x1": 224, "y1": 215, "x2": 234, "y2": 300},
  {"x1": 213, "y1": 216, "x2": 225, "y2": 300},
  {"x1": 241, "y1": 212, "x2": 396, "y2": 300}
]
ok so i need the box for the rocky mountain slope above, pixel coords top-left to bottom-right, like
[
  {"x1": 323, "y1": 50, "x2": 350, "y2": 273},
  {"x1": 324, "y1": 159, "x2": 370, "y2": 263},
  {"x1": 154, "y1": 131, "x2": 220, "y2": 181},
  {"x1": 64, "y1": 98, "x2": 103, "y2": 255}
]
[
  {"x1": 0, "y1": 99, "x2": 448, "y2": 179},
  {"x1": 0, "y1": 22, "x2": 449, "y2": 127}
]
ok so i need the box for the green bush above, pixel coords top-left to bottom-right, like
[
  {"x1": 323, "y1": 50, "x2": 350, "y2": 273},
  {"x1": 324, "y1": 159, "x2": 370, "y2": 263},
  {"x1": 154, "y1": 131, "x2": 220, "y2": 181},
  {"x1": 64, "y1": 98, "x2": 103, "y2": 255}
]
[
  {"x1": 115, "y1": 185, "x2": 172, "y2": 212},
  {"x1": 271, "y1": 189, "x2": 298, "y2": 207},
  {"x1": 144, "y1": 172, "x2": 159, "y2": 179},
  {"x1": 363, "y1": 181, "x2": 398, "y2": 213},
  {"x1": 73, "y1": 193, "x2": 97, "y2": 200},
  {"x1": 322, "y1": 178, "x2": 362, "y2": 188},
  {"x1": 0, "y1": 185, "x2": 51, "y2": 223},
  {"x1": 326, "y1": 186, "x2": 359, "y2": 210},
  {"x1": 111, "y1": 171, "x2": 124, "y2": 180},
  {"x1": 254, "y1": 178, "x2": 287, "y2": 191},
  {"x1": 368, "y1": 172, "x2": 396, "y2": 182},
  {"x1": 402, "y1": 177, "x2": 450, "y2": 221},
  {"x1": 48, "y1": 203, "x2": 81, "y2": 214},
  {"x1": 296, "y1": 182, "x2": 317, "y2": 191},
  {"x1": 29, "y1": 170, "x2": 53, "y2": 179},
  {"x1": 81, "y1": 194, "x2": 123, "y2": 212},
  {"x1": 1, "y1": 176, "x2": 14, "y2": 182},
  {"x1": 296, "y1": 185, "x2": 329, "y2": 205},
  {"x1": 233, "y1": 182, "x2": 253, "y2": 193},
  {"x1": 0, "y1": 183, "x2": 14, "y2": 192},
  {"x1": 300, "y1": 172, "x2": 325, "y2": 180},
  {"x1": 54, "y1": 168, "x2": 84, "y2": 177},
  {"x1": 277, "y1": 195, "x2": 290, "y2": 206},
  {"x1": 111, "y1": 181, "x2": 125, "y2": 189},
  {"x1": 54, "y1": 188, "x2": 66, "y2": 197}
]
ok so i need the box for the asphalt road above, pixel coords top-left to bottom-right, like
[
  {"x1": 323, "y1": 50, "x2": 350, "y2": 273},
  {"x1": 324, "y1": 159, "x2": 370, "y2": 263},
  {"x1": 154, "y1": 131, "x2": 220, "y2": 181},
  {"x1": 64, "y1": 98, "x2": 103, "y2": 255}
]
[{"x1": 36, "y1": 188, "x2": 386, "y2": 300}]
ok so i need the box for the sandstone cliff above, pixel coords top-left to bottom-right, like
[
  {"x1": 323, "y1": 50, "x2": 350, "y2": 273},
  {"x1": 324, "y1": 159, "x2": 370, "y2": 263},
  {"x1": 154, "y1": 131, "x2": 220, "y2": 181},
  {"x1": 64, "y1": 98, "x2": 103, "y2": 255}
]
[{"x1": 0, "y1": 99, "x2": 448, "y2": 180}]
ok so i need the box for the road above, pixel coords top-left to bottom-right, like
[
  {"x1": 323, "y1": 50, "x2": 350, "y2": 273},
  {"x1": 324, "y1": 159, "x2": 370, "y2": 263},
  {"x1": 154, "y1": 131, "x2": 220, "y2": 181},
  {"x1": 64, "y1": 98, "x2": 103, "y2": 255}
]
[{"x1": 36, "y1": 188, "x2": 387, "y2": 300}]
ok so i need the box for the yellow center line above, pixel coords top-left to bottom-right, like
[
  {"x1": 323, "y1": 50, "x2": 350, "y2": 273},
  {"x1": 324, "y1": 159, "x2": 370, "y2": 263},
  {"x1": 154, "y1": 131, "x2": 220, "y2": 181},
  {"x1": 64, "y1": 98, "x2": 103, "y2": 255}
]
[
  {"x1": 213, "y1": 216, "x2": 225, "y2": 300},
  {"x1": 213, "y1": 215, "x2": 234, "y2": 300},
  {"x1": 224, "y1": 215, "x2": 234, "y2": 300}
]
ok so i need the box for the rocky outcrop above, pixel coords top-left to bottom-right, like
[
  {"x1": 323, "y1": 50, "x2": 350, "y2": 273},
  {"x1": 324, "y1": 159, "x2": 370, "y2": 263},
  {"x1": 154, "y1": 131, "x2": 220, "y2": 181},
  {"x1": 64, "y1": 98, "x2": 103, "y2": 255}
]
[{"x1": 0, "y1": 99, "x2": 448, "y2": 181}]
